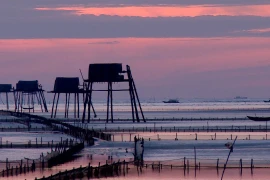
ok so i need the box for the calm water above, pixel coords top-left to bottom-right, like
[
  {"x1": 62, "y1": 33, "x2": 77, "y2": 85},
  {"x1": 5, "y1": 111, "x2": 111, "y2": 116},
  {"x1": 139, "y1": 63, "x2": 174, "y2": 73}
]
[
  {"x1": 1, "y1": 99, "x2": 270, "y2": 119},
  {"x1": 1, "y1": 100, "x2": 270, "y2": 179}
]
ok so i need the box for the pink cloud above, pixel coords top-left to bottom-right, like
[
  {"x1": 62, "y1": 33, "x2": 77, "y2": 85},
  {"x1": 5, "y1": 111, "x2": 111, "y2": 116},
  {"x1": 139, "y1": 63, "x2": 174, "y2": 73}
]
[{"x1": 36, "y1": 5, "x2": 270, "y2": 17}]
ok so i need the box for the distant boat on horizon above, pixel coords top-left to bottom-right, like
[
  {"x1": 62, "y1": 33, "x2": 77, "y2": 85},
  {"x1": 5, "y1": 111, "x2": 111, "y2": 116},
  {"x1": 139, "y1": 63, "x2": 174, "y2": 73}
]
[
  {"x1": 234, "y1": 96, "x2": 248, "y2": 100},
  {"x1": 264, "y1": 99, "x2": 270, "y2": 103},
  {"x1": 247, "y1": 116, "x2": 270, "y2": 121},
  {"x1": 163, "y1": 99, "x2": 179, "y2": 103}
]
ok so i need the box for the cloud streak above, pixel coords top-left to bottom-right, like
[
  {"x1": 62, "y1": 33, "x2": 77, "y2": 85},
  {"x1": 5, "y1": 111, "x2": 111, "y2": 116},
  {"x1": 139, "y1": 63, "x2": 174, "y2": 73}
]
[
  {"x1": 36, "y1": 5, "x2": 270, "y2": 18},
  {"x1": 88, "y1": 41, "x2": 120, "y2": 45},
  {"x1": 0, "y1": 1, "x2": 269, "y2": 39},
  {"x1": 242, "y1": 28, "x2": 270, "y2": 33}
]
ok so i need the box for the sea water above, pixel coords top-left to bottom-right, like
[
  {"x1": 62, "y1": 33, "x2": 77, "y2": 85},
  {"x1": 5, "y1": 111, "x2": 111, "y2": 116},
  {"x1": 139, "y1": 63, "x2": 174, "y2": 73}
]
[{"x1": 1, "y1": 99, "x2": 270, "y2": 179}]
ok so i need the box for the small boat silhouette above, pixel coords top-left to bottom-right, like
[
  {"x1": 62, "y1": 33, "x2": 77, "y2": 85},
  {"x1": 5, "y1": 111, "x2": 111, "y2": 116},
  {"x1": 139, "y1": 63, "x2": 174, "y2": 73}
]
[
  {"x1": 163, "y1": 99, "x2": 179, "y2": 103},
  {"x1": 247, "y1": 116, "x2": 270, "y2": 121}
]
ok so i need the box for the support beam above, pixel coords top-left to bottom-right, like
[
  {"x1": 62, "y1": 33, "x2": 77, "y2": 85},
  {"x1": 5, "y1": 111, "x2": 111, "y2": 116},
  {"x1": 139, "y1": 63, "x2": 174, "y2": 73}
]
[{"x1": 132, "y1": 79, "x2": 145, "y2": 122}]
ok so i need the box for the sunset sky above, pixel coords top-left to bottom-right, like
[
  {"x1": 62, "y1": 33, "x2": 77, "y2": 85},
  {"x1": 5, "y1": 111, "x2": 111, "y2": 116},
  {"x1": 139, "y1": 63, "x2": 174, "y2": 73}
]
[{"x1": 1, "y1": 0, "x2": 270, "y2": 100}]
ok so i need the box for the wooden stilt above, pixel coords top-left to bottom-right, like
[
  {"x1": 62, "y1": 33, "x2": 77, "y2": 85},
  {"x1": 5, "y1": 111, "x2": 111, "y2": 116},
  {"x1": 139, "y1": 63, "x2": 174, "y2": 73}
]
[
  {"x1": 74, "y1": 93, "x2": 76, "y2": 119},
  {"x1": 6, "y1": 92, "x2": 9, "y2": 110},
  {"x1": 77, "y1": 93, "x2": 80, "y2": 118},
  {"x1": 14, "y1": 91, "x2": 17, "y2": 112},
  {"x1": 64, "y1": 93, "x2": 67, "y2": 118},
  {"x1": 82, "y1": 82, "x2": 90, "y2": 123},
  {"x1": 28, "y1": 93, "x2": 30, "y2": 113},
  {"x1": 110, "y1": 82, "x2": 113, "y2": 123},
  {"x1": 132, "y1": 80, "x2": 145, "y2": 122},
  {"x1": 107, "y1": 82, "x2": 110, "y2": 123},
  {"x1": 54, "y1": 93, "x2": 60, "y2": 118},
  {"x1": 39, "y1": 91, "x2": 48, "y2": 112},
  {"x1": 20, "y1": 92, "x2": 23, "y2": 113},
  {"x1": 51, "y1": 93, "x2": 56, "y2": 118},
  {"x1": 87, "y1": 84, "x2": 92, "y2": 123},
  {"x1": 88, "y1": 82, "x2": 93, "y2": 123},
  {"x1": 129, "y1": 84, "x2": 135, "y2": 122},
  {"x1": 67, "y1": 93, "x2": 70, "y2": 118}
]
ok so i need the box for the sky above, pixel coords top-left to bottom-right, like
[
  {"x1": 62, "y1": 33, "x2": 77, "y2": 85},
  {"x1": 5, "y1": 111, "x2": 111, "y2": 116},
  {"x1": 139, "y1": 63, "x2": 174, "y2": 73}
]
[{"x1": 1, "y1": 0, "x2": 270, "y2": 100}]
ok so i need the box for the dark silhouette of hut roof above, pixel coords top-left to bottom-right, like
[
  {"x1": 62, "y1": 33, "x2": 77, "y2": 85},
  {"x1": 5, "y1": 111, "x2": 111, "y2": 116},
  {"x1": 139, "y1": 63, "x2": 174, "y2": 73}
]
[
  {"x1": 0, "y1": 84, "x2": 12, "y2": 92},
  {"x1": 52, "y1": 77, "x2": 81, "y2": 93},
  {"x1": 88, "y1": 63, "x2": 124, "y2": 82},
  {"x1": 16, "y1": 80, "x2": 40, "y2": 92}
]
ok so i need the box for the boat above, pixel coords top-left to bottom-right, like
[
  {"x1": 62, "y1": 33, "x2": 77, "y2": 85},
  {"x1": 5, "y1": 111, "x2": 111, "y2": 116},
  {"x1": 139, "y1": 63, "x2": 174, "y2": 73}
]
[
  {"x1": 163, "y1": 99, "x2": 179, "y2": 103},
  {"x1": 264, "y1": 100, "x2": 270, "y2": 103},
  {"x1": 247, "y1": 116, "x2": 270, "y2": 121},
  {"x1": 234, "y1": 96, "x2": 248, "y2": 100}
]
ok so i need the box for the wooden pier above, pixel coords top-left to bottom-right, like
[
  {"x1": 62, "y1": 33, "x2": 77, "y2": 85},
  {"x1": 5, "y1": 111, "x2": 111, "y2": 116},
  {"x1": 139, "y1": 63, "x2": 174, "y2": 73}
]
[{"x1": 0, "y1": 110, "x2": 112, "y2": 143}]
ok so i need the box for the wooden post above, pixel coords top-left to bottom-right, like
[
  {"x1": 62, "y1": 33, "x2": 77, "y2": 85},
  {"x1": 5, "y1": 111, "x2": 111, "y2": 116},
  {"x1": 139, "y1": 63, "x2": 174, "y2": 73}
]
[
  {"x1": 6, "y1": 158, "x2": 8, "y2": 170},
  {"x1": 98, "y1": 162, "x2": 100, "y2": 177},
  {"x1": 240, "y1": 159, "x2": 242, "y2": 175},
  {"x1": 87, "y1": 163, "x2": 91, "y2": 178},
  {"x1": 216, "y1": 158, "x2": 219, "y2": 169},
  {"x1": 221, "y1": 136, "x2": 238, "y2": 180},
  {"x1": 194, "y1": 147, "x2": 197, "y2": 169}
]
